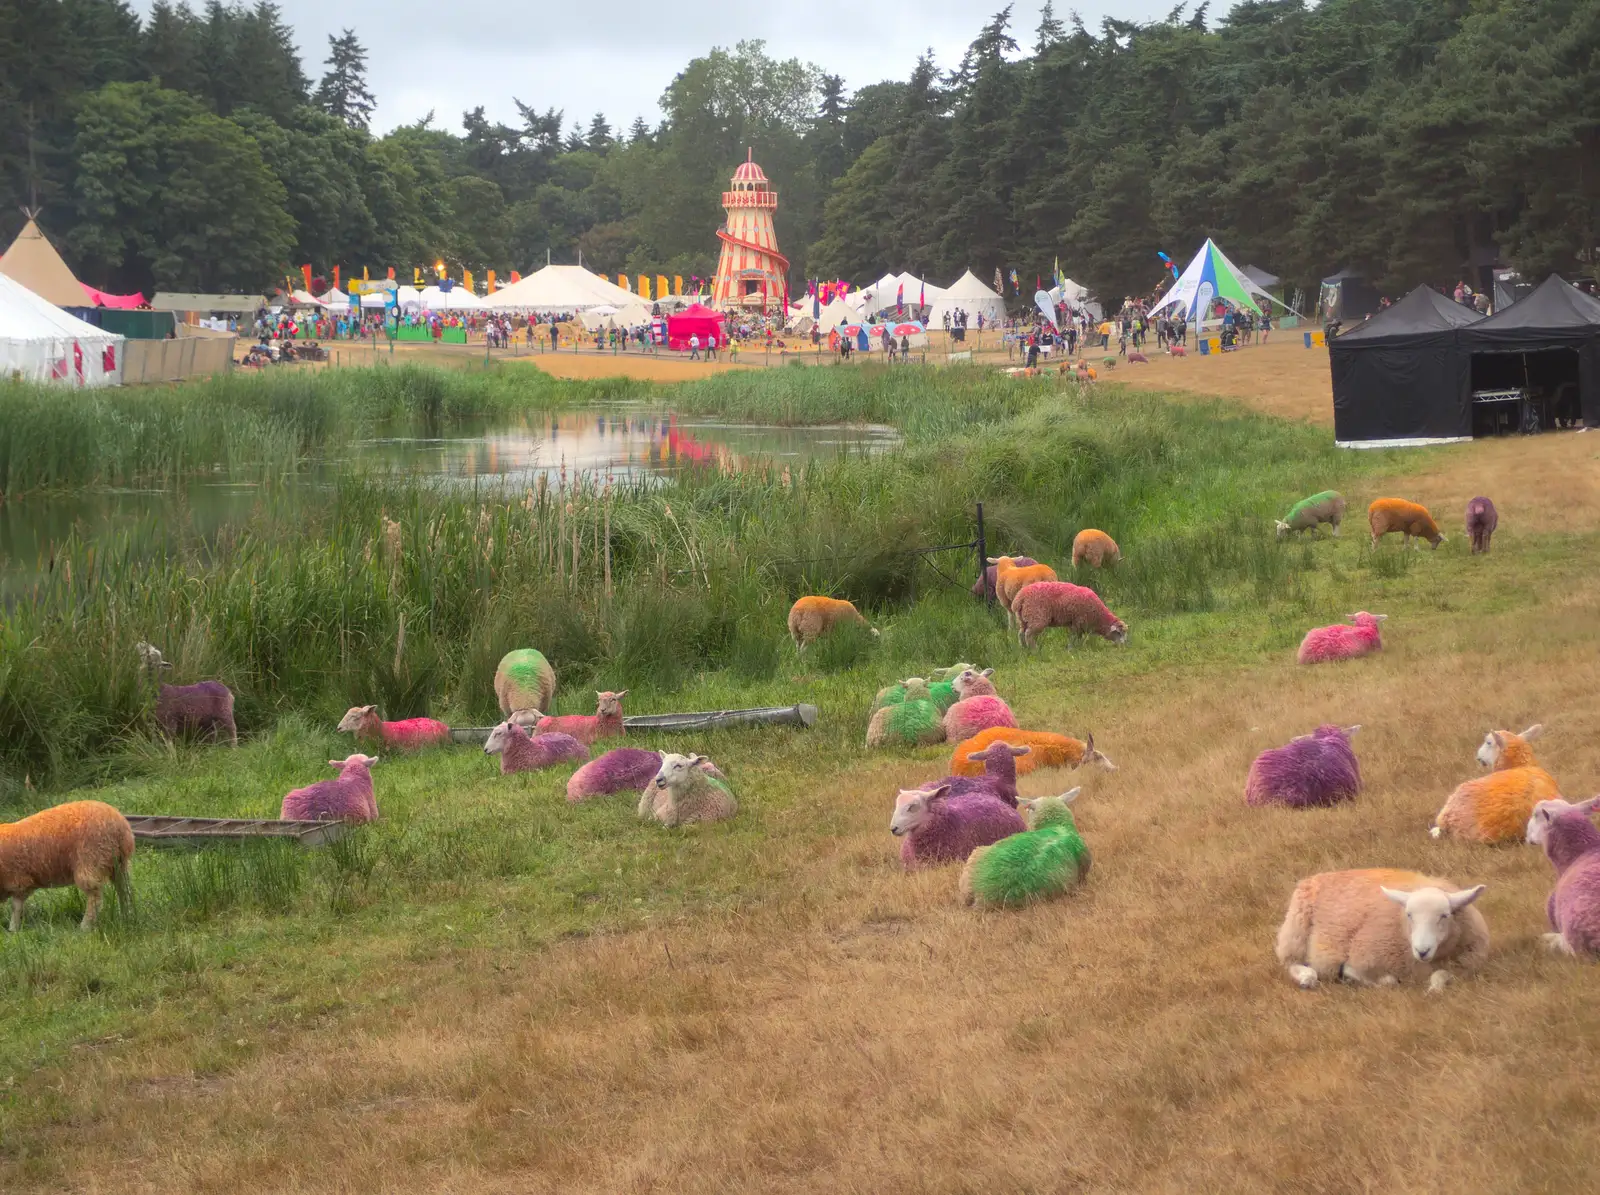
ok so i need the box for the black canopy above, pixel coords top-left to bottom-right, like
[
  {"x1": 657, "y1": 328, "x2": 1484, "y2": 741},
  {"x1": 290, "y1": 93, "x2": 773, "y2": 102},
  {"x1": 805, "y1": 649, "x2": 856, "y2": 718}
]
[
  {"x1": 1330, "y1": 286, "x2": 1481, "y2": 443},
  {"x1": 1465, "y1": 275, "x2": 1600, "y2": 425}
]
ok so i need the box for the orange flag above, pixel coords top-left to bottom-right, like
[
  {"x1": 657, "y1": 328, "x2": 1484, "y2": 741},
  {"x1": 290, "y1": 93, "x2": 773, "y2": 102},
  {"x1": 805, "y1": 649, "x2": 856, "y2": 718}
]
[
  {"x1": 638, "y1": 275, "x2": 650, "y2": 299},
  {"x1": 657, "y1": 275, "x2": 669, "y2": 302},
  {"x1": 618, "y1": 275, "x2": 630, "y2": 292},
  {"x1": 487, "y1": 270, "x2": 497, "y2": 293},
  {"x1": 674, "y1": 275, "x2": 683, "y2": 296},
  {"x1": 387, "y1": 267, "x2": 395, "y2": 280},
  {"x1": 463, "y1": 268, "x2": 474, "y2": 292},
  {"x1": 333, "y1": 265, "x2": 340, "y2": 290},
  {"x1": 511, "y1": 271, "x2": 521, "y2": 283},
  {"x1": 301, "y1": 264, "x2": 312, "y2": 291},
  {"x1": 414, "y1": 267, "x2": 423, "y2": 286}
]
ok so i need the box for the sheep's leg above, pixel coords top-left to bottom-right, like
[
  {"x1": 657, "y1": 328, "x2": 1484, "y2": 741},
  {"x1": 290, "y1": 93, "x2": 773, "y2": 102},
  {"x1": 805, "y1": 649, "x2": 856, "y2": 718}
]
[
  {"x1": 79, "y1": 886, "x2": 104, "y2": 930},
  {"x1": 1287, "y1": 963, "x2": 1319, "y2": 989},
  {"x1": 1330, "y1": 520, "x2": 1340, "y2": 537},
  {"x1": 1336, "y1": 962, "x2": 1392, "y2": 987},
  {"x1": 1543, "y1": 932, "x2": 1576, "y2": 956},
  {"x1": 636, "y1": 787, "x2": 655, "y2": 820},
  {"x1": 7, "y1": 895, "x2": 24, "y2": 933}
]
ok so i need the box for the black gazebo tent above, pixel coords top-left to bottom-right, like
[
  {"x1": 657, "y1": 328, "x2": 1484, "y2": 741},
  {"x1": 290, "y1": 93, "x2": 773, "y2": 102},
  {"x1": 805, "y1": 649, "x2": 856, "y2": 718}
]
[
  {"x1": 1464, "y1": 275, "x2": 1600, "y2": 428},
  {"x1": 1329, "y1": 285, "x2": 1481, "y2": 445}
]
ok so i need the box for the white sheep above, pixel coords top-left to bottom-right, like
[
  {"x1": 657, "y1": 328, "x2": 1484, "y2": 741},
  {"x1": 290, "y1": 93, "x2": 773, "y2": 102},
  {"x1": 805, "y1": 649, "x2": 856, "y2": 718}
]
[
  {"x1": 638, "y1": 753, "x2": 737, "y2": 827},
  {"x1": 1274, "y1": 868, "x2": 1489, "y2": 993}
]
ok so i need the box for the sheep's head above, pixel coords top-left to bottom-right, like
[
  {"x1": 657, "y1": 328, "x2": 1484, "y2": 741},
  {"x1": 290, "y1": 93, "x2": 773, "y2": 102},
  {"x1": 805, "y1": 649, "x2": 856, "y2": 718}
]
[
  {"x1": 508, "y1": 708, "x2": 543, "y2": 729},
  {"x1": 1477, "y1": 724, "x2": 1542, "y2": 769},
  {"x1": 1274, "y1": 519, "x2": 1292, "y2": 539},
  {"x1": 1429, "y1": 531, "x2": 1446, "y2": 548},
  {"x1": 1019, "y1": 787, "x2": 1081, "y2": 829},
  {"x1": 135, "y1": 642, "x2": 173, "y2": 672},
  {"x1": 336, "y1": 705, "x2": 379, "y2": 733},
  {"x1": 1104, "y1": 618, "x2": 1129, "y2": 644},
  {"x1": 652, "y1": 752, "x2": 704, "y2": 792},
  {"x1": 971, "y1": 740, "x2": 1030, "y2": 767},
  {"x1": 1526, "y1": 796, "x2": 1600, "y2": 845},
  {"x1": 329, "y1": 753, "x2": 379, "y2": 770},
  {"x1": 899, "y1": 677, "x2": 933, "y2": 702},
  {"x1": 1079, "y1": 731, "x2": 1117, "y2": 772},
  {"x1": 985, "y1": 555, "x2": 1018, "y2": 569},
  {"x1": 484, "y1": 720, "x2": 528, "y2": 755},
  {"x1": 1381, "y1": 885, "x2": 1485, "y2": 962},
  {"x1": 890, "y1": 785, "x2": 948, "y2": 836},
  {"x1": 951, "y1": 668, "x2": 995, "y2": 698},
  {"x1": 595, "y1": 690, "x2": 628, "y2": 717}
]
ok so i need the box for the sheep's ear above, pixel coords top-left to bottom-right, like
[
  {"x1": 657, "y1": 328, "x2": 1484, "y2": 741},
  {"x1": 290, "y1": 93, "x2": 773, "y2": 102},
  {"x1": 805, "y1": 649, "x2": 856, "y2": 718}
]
[
  {"x1": 981, "y1": 668, "x2": 994, "y2": 678},
  {"x1": 1448, "y1": 885, "x2": 1486, "y2": 911},
  {"x1": 616, "y1": 690, "x2": 629, "y2": 698},
  {"x1": 1575, "y1": 795, "x2": 1600, "y2": 814},
  {"x1": 1017, "y1": 797, "x2": 1038, "y2": 811},
  {"x1": 1058, "y1": 786, "x2": 1082, "y2": 804},
  {"x1": 1380, "y1": 887, "x2": 1411, "y2": 907},
  {"x1": 985, "y1": 556, "x2": 1000, "y2": 564},
  {"x1": 1084, "y1": 732, "x2": 1095, "y2": 752},
  {"x1": 1010, "y1": 745, "x2": 1031, "y2": 757},
  {"x1": 1520, "y1": 723, "x2": 1543, "y2": 741},
  {"x1": 1491, "y1": 731, "x2": 1507, "y2": 749},
  {"x1": 328, "y1": 759, "x2": 342, "y2": 768},
  {"x1": 362, "y1": 704, "x2": 377, "y2": 714},
  {"x1": 1374, "y1": 614, "x2": 1388, "y2": 622},
  {"x1": 1344, "y1": 724, "x2": 1362, "y2": 736},
  {"x1": 685, "y1": 753, "x2": 702, "y2": 765},
  {"x1": 926, "y1": 784, "x2": 951, "y2": 802}
]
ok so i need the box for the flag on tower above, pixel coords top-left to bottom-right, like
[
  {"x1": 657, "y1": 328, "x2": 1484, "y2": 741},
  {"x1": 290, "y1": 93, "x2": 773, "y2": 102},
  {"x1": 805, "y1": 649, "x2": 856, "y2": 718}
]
[{"x1": 994, "y1": 267, "x2": 1004, "y2": 295}]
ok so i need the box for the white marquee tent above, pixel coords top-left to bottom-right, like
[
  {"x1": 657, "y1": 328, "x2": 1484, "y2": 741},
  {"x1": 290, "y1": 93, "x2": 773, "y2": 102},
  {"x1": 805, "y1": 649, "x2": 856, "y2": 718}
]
[
  {"x1": 395, "y1": 285, "x2": 422, "y2": 310},
  {"x1": 926, "y1": 269, "x2": 1006, "y2": 327},
  {"x1": 319, "y1": 287, "x2": 350, "y2": 309},
  {"x1": 418, "y1": 285, "x2": 486, "y2": 312},
  {"x1": 0, "y1": 271, "x2": 124, "y2": 387},
  {"x1": 486, "y1": 264, "x2": 637, "y2": 311}
]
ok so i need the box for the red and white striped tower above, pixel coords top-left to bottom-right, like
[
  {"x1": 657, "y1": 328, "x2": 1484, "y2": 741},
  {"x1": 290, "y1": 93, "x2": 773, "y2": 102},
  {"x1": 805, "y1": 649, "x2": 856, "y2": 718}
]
[{"x1": 710, "y1": 149, "x2": 789, "y2": 315}]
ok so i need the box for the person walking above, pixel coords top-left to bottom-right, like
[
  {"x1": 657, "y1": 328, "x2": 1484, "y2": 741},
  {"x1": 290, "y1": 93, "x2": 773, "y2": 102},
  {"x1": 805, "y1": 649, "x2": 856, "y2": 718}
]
[{"x1": 689, "y1": 332, "x2": 701, "y2": 360}]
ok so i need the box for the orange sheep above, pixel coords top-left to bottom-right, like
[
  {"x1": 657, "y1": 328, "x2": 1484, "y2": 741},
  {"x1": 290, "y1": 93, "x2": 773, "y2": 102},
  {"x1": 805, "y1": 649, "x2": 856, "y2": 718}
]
[
  {"x1": 787, "y1": 596, "x2": 876, "y2": 651},
  {"x1": 1430, "y1": 725, "x2": 1560, "y2": 844},
  {"x1": 987, "y1": 556, "x2": 1059, "y2": 628},
  {"x1": 1368, "y1": 498, "x2": 1444, "y2": 549},
  {"x1": 951, "y1": 727, "x2": 1117, "y2": 777},
  {"x1": 1071, "y1": 529, "x2": 1121, "y2": 568},
  {"x1": 1, "y1": 801, "x2": 134, "y2": 931}
]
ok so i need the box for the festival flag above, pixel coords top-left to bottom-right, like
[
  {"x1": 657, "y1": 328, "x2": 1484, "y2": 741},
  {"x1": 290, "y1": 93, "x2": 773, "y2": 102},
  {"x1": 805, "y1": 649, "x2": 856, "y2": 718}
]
[
  {"x1": 1009, "y1": 269, "x2": 1020, "y2": 294},
  {"x1": 333, "y1": 265, "x2": 341, "y2": 290},
  {"x1": 487, "y1": 270, "x2": 496, "y2": 293},
  {"x1": 463, "y1": 269, "x2": 474, "y2": 292},
  {"x1": 813, "y1": 279, "x2": 820, "y2": 319},
  {"x1": 674, "y1": 275, "x2": 683, "y2": 296},
  {"x1": 638, "y1": 275, "x2": 649, "y2": 299},
  {"x1": 919, "y1": 278, "x2": 925, "y2": 307},
  {"x1": 896, "y1": 282, "x2": 904, "y2": 309},
  {"x1": 619, "y1": 274, "x2": 630, "y2": 292},
  {"x1": 994, "y1": 267, "x2": 1004, "y2": 295},
  {"x1": 387, "y1": 267, "x2": 395, "y2": 280},
  {"x1": 415, "y1": 267, "x2": 423, "y2": 286},
  {"x1": 363, "y1": 266, "x2": 369, "y2": 281},
  {"x1": 657, "y1": 275, "x2": 669, "y2": 301},
  {"x1": 301, "y1": 264, "x2": 312, "y2": 291},
  {"x1": 511, "y1": 271, "x2": 521, "y2": 283},
  {"x1": 74, "y1": 341, "x2": 84, "y2": 385}
]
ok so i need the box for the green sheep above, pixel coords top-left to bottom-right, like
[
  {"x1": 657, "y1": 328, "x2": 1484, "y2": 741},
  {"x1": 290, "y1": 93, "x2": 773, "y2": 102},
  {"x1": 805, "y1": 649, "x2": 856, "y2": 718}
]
[
  {"x1": 1275, "y1": 491, "x2": 1346, "y2": 540},
  {"x1": 927, "y1": 662, "x2": 976, "y2": 684},
  {"x1": 959, "y1": 788, "x2": 1091, "y2": 908},
  {"x1": 866, "y1": 699, "x2": 947, "y2": 748},
  {"x1": 872, "y1": 677, "x2": 933, "y2": 713}
]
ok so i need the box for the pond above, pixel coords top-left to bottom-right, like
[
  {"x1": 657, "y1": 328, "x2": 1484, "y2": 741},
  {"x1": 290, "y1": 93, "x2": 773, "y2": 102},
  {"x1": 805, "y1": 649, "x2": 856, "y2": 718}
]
[{"x1": 0, "y1": 409, "x2": 898, "y2": 596}]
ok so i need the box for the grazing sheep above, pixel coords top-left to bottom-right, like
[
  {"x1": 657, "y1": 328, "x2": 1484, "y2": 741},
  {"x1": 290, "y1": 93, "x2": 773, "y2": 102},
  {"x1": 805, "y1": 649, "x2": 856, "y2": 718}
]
[
  {"x1": 337, "y1": 705, "x2": 450, "y2": 751},
  {"x1": 483, "y1": 721, "x2": 588, "y2": 774},
  {"x1": 1526, "y1": 796, "x2": 1600, "y2": 957},
  {"x1": 567, "y1": 749, "x2": 724, "y2": 803},
  {"x1": 959, "y1": 788, "x2": 1091, "y2": 908},
  {"x1": 1275, "y1": 491, "x2": 1346, "y2": 540},
  {"x1": 1168, "y1": 344, "x2": 1187, "y2": 358},
  {"x1": 1245, "y1": 725, "x2": 1363, "y2": 809},
  {"x1": 1071, "y1": 530, "x2": 1121, "y2": 568},
  {"x1": 972, "y1": 559, "x2": 1036, "y2": 602},
  {"x1": 1274, "y1": 868, "x2": 1489, "y2": 992},
  {"x1": 788, "y1": 596, "x2": 877, "y2": 651},
  {"x1": 494, "y1": 649, "x2": 557, "y2": 717},
  {"x1": 988, "y1": 556, "x2": 1060, "y2": 628},
  {"x1": 1431, "y1": 725, "x2": 1560, "y2": 844},
  {"x1": 1127, "y1": 350, "x2": 1150, "y2": 364},
  {"x1": 136, "y1": 643, "x2": 237, "y2": 746},
  {"x1": 872, "y1": 677, "x2": 932, "y2": 713},
  {"x1": 951, "y1": 728, "x2": 1116, "y2": 778},
  {"x1": 918, "y1": 740, "x2": 1033, "y2": 808},
  {"x1": 638, "y1": 753, "x2": 737, "y2": 827},
  {"x1": 1465, "y1": 496, "x2": 1498, "y2": 554},
  {"x1": 950, "y1": 668, "x2": 998, "y2": 700},
  {"x1": 866, "y1": 699, "x2": 947, "y2": 748},
  {"x1": 944, "y1": 695, "x2": 1018, "y2": 743},
  {"x1": 281, "y1": 754, "x2": 379, "y2": 824},
  {"x1": 536, "y1": 691, "x2": 627, "y2": 746},
  {"x1": 1012, "y1": 581, "x2": 1128, "y2": 649},
  {"x1": 1, "y1": 801, "x2": 134, "y2": 932},
  {"x1": 1368, "y1": 498, "x2": 1444, "y2": 549},
  {"x1": 890, "y1": 784, "x2": 1026, "y2": 870},
  {"x1": 1296, "y1": 612, "x2": 1386, "y2": 665}
]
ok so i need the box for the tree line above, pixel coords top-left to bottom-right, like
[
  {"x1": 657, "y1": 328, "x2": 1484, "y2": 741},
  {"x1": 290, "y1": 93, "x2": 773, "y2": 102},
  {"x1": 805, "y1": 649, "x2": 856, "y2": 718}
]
[{"x1": 1, "y1": 0, "x2": 1596, "y2": 303}]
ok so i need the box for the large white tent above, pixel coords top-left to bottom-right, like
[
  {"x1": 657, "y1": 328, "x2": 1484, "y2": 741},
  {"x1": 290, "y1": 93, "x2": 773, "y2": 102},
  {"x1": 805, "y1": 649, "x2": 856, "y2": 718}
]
[
  {"x1": 486, "y1": 264, "x2": 637, "y2": 311},
  {"x1": 926, "y1": 269, "x2": 1006, "y2": 327},
  {"x1": 0, "y1": 271, "x2": 124, "y2": 386},
  {"x1": 418, "y1": 285, "x2": 485, "y2": 312},
  {"x1": 395, "y1": 285, "x2": 422, "y2": 310},
  {"x1": 813, "y1": 298, "x2": 857, "y2": 333}
]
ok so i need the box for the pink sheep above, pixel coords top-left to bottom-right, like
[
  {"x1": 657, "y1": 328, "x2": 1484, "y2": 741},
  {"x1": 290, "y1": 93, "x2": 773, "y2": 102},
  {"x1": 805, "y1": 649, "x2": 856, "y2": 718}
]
[
  {"x1": 1011, "y1": 581, "x2": 1128, "y2": 649},
  {"x1": 949, "y1": 667, "x2": 998, "y2": 700},
  {"x1": 337, "y1": 705, "x2": 451, "y2": 750},
  {"x1": 537, "y1": 691, "x2": 627, "y2": 746},
  {"x1": 1127, "y1": 351, "x2": 1149, "y2": 364},
  {"x1": 281, "y1": 754, "x2": 379, "y2": 823},
  {"x1": 136, "y1": 643, "x2": 237, "y2": 745},
  {"x1": 1526, "y1": 796, "x2": 1600, "y2": 957},
  {"x1": 482, "y1": 721, "x2": 589, "y2": 774},
  {"x1": 1296, "y1": 612, "x2": 1386, "y2": 665},
  {"x1": 944, "y1": 695, "x2": 1017, "y2": 742},
  {"x1": 889, "y1": 783, "x2": 1026, "y2": 870}
]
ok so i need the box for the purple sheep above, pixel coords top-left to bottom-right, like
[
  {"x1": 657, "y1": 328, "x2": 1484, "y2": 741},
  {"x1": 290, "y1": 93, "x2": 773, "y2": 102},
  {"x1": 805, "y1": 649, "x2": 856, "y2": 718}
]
[
  {"x1": 1244, "y1": 725, "x2": 1362, "y2": 808},
  {"x1": 565, "y1": 748, "x2": 724, "y2": 803},
  {"x1": 1465, "y1": 496, "x2": 1498, "y2": 554},
  {"x1": 918, "y1": 739, "x2": 1032, "y2": 808},
  {"x1": 483, "y1": 721, "x2": 588, "y2": 774},
  {"x1": 1526, "y1": 796, "x2": 1600, "y2": 956},
  {"x1": 971, "y1": 556, "x2": 1036, "y2": 602},
  {"x1": 890, "y1": 783, "x2": 1026, "y2": 869},
  {"x1": 281, "y1": 754, "x2": 378, "y2": 823},
  {"x1": 1011, "y1": 582, "x2": 1128, "y2": 649},
  {"x1": 137, "y1": 643, "x2": 237, "y2": 745}
]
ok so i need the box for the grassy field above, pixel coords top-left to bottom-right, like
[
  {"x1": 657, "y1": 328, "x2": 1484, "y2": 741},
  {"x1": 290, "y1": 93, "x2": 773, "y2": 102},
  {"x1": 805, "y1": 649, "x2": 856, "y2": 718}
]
[{"x1": 3, "y1": 356, "x2": 1600, "y2": 1192}]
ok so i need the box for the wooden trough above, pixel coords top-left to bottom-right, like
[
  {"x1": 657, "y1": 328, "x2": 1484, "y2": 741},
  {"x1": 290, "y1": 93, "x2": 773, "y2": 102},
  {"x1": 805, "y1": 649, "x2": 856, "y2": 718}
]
[
  {"x1": 448, "y1": 703, "x2": 818, "y2": 745},
  {"x1": 125, "y1": 814, "x2": 352, "y2": 848}
]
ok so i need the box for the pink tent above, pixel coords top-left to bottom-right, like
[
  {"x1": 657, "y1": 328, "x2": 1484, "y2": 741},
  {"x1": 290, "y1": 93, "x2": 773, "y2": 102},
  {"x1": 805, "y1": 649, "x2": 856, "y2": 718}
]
[
  {"x1": 665, "y1": 303, "x2": 727, "y2": 351},
  {"x1": 81, "y1": 283, "x2": 146, "y2": 308}
]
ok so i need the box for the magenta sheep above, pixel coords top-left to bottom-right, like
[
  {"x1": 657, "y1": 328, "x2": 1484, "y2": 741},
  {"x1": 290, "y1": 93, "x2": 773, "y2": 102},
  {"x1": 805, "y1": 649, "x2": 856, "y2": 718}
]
[
  {"x1": 1296, "y1": 611, "x2": 1386, "y2": 664},
  {"x1": 337, "y1": 705, "x2": 450, "y2": 750},
  {"x1": 281, "y1": 754, "x2": 379, "y2": 823},
  {"x1": 918, "y1": 739, "x2": 1032, "y2": 808},
  {"x1": 537, "y1": 691, "x2": 627, "y2": 746},
  {"x1": 482, "y1": 721, "x2": 588, "y2": 774},
  {"x1": 1244, "y1": 724, "x2": 1362, "y2": 809},
  {"x1": 943, "y1": 695, "x2": 1017, "y2": 743},
  {"x1": 136, "y1": 643, "x2": 237, "y2": 745},
  {"x1": 889, "y1": 783, "x2": 1026, "y2": 870},
  {"x1": 1526, "y1": 796, "x2": 1600, "y2": 957},
  {"x1": 1465, "y1": 496, "x2": 1498, "y2": 554},
  {"x1": 1011, "y1": 581, "x2": 1128, "y2": 649},
  {"x1": 971, "y1": 557, "x2": 1035, "y2": 602}
]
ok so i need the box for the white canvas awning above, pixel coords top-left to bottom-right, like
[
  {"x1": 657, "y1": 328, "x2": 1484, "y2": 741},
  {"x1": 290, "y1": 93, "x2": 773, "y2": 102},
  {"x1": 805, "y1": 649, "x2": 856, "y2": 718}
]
[{"x1": 0, "y1": 271, "x2": 125, "y2": 386}]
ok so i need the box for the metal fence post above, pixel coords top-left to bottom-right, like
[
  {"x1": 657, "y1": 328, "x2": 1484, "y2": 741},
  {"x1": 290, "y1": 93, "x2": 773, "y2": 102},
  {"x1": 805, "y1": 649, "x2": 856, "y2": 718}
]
[{"x1": 975, "y1": 502, "x2": 990, "y2": 609}]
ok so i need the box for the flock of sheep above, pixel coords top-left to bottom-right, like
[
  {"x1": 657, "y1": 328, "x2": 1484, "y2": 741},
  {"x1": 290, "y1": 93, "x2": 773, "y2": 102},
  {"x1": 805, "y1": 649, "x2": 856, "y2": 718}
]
[{"x1": 4, "y1": 486, "x2": 1596, "y2": 990}]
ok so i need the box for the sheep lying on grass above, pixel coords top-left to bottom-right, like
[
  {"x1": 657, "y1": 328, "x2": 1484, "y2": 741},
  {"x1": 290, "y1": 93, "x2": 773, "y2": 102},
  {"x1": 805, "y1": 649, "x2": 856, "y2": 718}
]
[
  {"x1": 918, "y1": 740, "x2": 1032, "y2": 808},
  {"x1": 136, "y1": 643, "x2": 237, "y2": 746},
  {"x1": 1274, "y1": 868, "x2": 1489, "y2": 992},
  {"x1": 1275, "y1": 491, "x2": 1346, "y2": 539},
  {"x1": 483, "y1": 722, "x2": 588, "y2": 774},
  {"x1": 337, "y1": 705, "x2": 450, "y2": 751},
  {"x1": 1431, "y1": 724, "x2": 1559, "y2": 844},
  {"x1": 494, "y1": 648, "x2": 557, "y2": 717},
  {"x1": 944, "y1": 695, "x2": 1017, "y2": 743},
  {"x1": 569, "y1": 749, "x2": 725, "y2": 803},
  {"x1": 1526, "y1": 796, "x2": 1600, "y2": 957},
  {"x1": 537, "y1": 691, "x2": 627, "y2": 746},
  {"x1": 1297, "y1": 612, "x2": 1385, "y2": 665},
  {"x1": 1368, "y1": 498, "x2": 1444, "y2": 549},
  {"x1": 1, "y1": 801, "x2": 134, "y2": 932},
  {"x1": 866, "y1": 699, "x2": 947, "y2": 748},
  {"x1": 891, "y1": 783, "x2": 1025, "y2": 870},
  {"x1": 281, "y1": 755, "x2": 379, "y2": 824},
  {"x1": 872, "y1": 677, "x2": 932, "y2": 713},
  {"x1": 1012, "y1": 582, "x2": 1128, "y2": 649},
  {"x1": 638, "y1": 753, "x2": 737, "y2": 827},
  {"x1": 959, "y1": 788, "x2": 1091, "y2": 908},
  {"x1": 951, "y1": 728, "x2": 1116, "y2": 778},
  {"x1": 950, "y1": 668, "x2": 997, "y2": 700},
  {"x1": 788, "y1": 597, "x2": 877, "y2": 651},
  {"x1": 1245, "y1": 725, "x2": 1362, "y2": 809}
]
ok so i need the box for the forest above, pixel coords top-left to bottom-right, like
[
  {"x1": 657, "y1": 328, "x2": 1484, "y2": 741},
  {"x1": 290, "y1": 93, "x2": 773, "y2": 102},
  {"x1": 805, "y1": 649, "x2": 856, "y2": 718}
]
[{"x1": 1, "y1": 0, "x2": 1596, "y2": 304}]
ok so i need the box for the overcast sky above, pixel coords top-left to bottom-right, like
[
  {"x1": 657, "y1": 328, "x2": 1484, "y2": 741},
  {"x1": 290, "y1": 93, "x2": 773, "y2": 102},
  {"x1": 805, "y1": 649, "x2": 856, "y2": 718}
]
[{"x1": 130, "y1": 2, "x2": 1225, "y2": 136}]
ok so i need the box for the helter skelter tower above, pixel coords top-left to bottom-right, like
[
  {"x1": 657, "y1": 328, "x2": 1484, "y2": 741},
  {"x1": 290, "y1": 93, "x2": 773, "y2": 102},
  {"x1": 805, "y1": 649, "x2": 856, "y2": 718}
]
[{"x1": 710, "y1": 150, "x2": 789, "y2": 315}]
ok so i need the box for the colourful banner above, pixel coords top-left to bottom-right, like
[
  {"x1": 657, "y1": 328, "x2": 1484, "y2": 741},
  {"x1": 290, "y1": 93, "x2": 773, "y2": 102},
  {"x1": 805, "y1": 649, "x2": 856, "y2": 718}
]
[
  {"x1": 656, "y1": 275, "x2": 669, "y2": 302},
  {"x1": 301, "y1": 264, "x2": 312, "y2": 291},
  {"x1": 511, "y1": 271, "x2": 521, "y2": 283},
  {"x1": 414, "y1": 267, "x2": 423, "y2": 286},
  {"x1": 387, "y1": 266, "x2": 395, "y2": 280},
  {"x1": 637, "y1": 275, "x2": 649, "y2": 299},
  {"x1": 333, "y1": 265, "x2": 340, "y2": 290},
  {"x1": 674, "y1": 275, "x2": 683, "y2": 296},
  {"x1": 463, "y1": 269, "x2": 474, "y2": 292},
  {"x1": 619, "y1": 275, "x2": 630, "y2": 292},
  {"x1": 487, "y1": 270, "x2": 496, "y2": 293}
]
